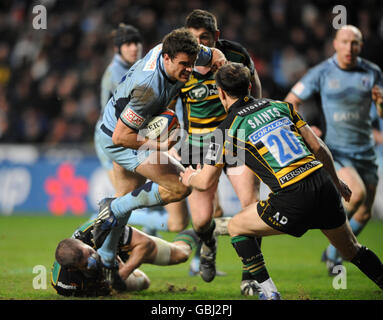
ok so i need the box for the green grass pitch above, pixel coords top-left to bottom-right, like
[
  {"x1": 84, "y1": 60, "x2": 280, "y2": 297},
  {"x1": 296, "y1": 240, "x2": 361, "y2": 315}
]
[{"x1": 0, "y1": 215, "x2": 382, "y2": 300}]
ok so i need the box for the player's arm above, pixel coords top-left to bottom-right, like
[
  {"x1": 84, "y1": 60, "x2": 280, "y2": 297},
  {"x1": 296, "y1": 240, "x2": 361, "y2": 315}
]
[
  {"x1": 372, "y1": 85, "x2": 383, "y2": 118},
  {"x1": 285, "y1": 91, "x2": 323, "y2": 137},
  {"x1": 113, "y1": 88, "x2": 180, "y2": 151},
  {"x1": 285, "y1": 91, "x2": 303, "y2": 111},
  {"x1": 197, "y1": 45, "x2": 226, "y2": 72},
  {"x1": 299, "y1": 124, "x2": 351, "y2": 202},
  {"x1": 180, "y1": 164, "x2": 223, "y2": 191},
  {"x1": 117, "y1": 231, "x2": 155, "y2": 281}
]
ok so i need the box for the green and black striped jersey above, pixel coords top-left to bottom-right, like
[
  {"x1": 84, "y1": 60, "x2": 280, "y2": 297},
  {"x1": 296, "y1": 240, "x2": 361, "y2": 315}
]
[
  {"x1": 205, "y1": 96, "x2": 323, "y2": 192},
  {"x1": 51, "y1": 219, "x2": 133, "y2": 297},
  {"x1": 180, "y1": 39, "x2": 255, "y2": 148}
]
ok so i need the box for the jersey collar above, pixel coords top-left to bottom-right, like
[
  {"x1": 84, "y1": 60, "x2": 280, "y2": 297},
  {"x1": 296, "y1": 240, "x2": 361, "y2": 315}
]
[
  {"x1": 332, "y1": 54, "x2": 364, "y2": 72},
  {"x1": 229, "y1": 95, "x2": 255, "y2": 111}
]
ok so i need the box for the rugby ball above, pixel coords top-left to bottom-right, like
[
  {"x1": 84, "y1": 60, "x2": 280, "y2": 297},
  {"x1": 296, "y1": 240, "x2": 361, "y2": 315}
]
[{"x1": 141, "y1": 109, "x2": 179, "y2": 142}]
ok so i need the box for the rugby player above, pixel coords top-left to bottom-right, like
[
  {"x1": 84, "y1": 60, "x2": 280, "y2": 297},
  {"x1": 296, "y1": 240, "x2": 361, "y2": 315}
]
[
  {"x1": 170, "y1": 10, "x2": 261, "y2": 289},
  {"x1": 181, "y1": 62, "x2": 383, "y2": 299},
  {"x1": 51, "y1": 219, "x2": 199, "y2": 297},
  {"x1": 95, "y1": 23, "x2": 189, "y2": 237},
  {"x1": 285, "y1": 25, "x2": 383, "y2": 275},
  {"x1": 92, "y1": 28, "x2": 226, "y2": 288}
]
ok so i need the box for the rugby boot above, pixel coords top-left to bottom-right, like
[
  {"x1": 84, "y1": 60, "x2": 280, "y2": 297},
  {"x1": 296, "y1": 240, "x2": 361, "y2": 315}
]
[
  {"x1": 321, "y1": 249, "x2": 343, "y2": 277},
  {"x1": 92, "y1": 197, "x2": 117, "y2": 248},
  {"x1": 259, "y1": 291, "x2": 282, "y2": 300},
  {"x1": 199, "y1": 238, "x2": 217, "y2": 282},
  {"x1": 240, "y1": 280, "x2": 263, "y2": 296}
]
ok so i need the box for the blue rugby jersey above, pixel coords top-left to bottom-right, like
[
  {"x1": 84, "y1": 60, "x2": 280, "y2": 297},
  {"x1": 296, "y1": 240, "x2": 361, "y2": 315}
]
[
  {"x1": 291, "y1": 54, "x2": 383, "y2": 159},
  {"x1": 100, "y1": 54, "x2": 137, "y2": 113},
  {"x1": 102, "y1": 43, "x2": 212, "y2": 132}
]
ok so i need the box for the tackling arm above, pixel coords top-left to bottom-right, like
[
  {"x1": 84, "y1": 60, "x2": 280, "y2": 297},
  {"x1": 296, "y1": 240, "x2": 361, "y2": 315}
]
[
  {"x1": 299, "y1": 124, "x2": 351, "y2": 202},
  {"x1": 180, "y1": 164, "x2": 223, "y2": 191}
]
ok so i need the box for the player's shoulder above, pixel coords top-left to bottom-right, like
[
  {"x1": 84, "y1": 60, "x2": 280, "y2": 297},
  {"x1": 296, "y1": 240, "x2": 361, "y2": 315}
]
[
  {"x1": 217, "y1": 39, "x2": 247, "y2": 52},
  {"x1": 309, "y1": 57, "x2": 334, "y2": 74},
  {"x1": 358, "y1": 57, "x2": 382, "y2": 74},
  {"x1": 216, "y1": 39, "x2": 252, "y2": 64}
]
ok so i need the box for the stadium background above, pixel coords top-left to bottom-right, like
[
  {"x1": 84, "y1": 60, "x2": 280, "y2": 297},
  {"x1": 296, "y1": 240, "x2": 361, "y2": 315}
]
[{"x1": 0, "y1": 0, "x2": 382, "y2": 218}]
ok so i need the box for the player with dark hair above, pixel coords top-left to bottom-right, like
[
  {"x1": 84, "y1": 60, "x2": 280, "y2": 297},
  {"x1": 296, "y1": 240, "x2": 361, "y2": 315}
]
[
  {"x1": 285, "y1": 25, "x2": 383, "y2": 275},
  {"x1": 96, "y1": 24, "x2": 189, "y2": 237},
  {"x1": 168, "y1": 10, "x2": 261, "y2": 292},
  {"x1": 180, "y1": 62, "x2": 383, "y2": 299},
  {"x1": 92, "y1": 27, "x2": 226, "y2": 289},
  {"x1": 51, "y1": 219, "x2": 200, "y2": 297}
]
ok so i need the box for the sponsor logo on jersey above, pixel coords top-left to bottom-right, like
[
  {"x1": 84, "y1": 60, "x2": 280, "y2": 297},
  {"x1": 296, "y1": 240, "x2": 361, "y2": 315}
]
[
  {"x1": 57, "y1": 281, "x2": 77, "y2": 290},
  {"x1": 292, "y1": 81, "x2": 305, "y2": 96},
  {"x1": 249, "y1": 117, "x2": 291, "y2": 143},
  {"x1": 279, "y1": 160, "x2": 321, "y2": 184},
  {"x1": 189, "y1": 84, "x2": 209, "y2": 100},
  {"x1": 328, "y1": 79, "x2": 340, "y2": 89},
  {"x1": 361, "y1": 76, "x2": 370, "y2": 88},
  {"x1": 122, "y1": 108, "x2": 145, "y2": 128},
  {"x1": 205, "y1": 142, "x2": 220, "y2": 161}
]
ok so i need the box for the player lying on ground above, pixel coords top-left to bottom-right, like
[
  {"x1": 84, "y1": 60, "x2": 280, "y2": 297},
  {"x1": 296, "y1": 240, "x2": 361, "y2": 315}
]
[
  {"x1": 180, "y1": 62, "x2": 383, "y2": 300},
  {"x1": 51, "y1": 219, "x2": 199, "y2": 297}
]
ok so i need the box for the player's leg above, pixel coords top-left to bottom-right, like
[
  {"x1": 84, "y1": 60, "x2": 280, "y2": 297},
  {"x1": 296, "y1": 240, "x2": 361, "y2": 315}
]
[
  {"x1": 321, "y1": 221, "x2": 383, "y2": 290},
  {"x1": 164, "y1": 200, "x2": 190, "y2": 232},
  {"x1": 188, "y1": 182, "x2": 220, "y2": 282},
  {"x1": 323, "y1": 165, "x2": 377, "y2": 273},
  {"x1": 138, "y1": 228, "x2": 199, "y2": 266},
  {"x1": 94, "y1": 151, "x2": 190, "y2": 265},
  {"x1": 228, "y1": 203, "x2": 282, "y2": 300},
  {"x1": 102, "y1": 151, "x2": 190, "y2": 226},
  {"x1": 226, "y1": 165, "x2": 260, "y2": 208},
  {"x1": 226, "y1": 164, "x2": 263, "y2": 293}
]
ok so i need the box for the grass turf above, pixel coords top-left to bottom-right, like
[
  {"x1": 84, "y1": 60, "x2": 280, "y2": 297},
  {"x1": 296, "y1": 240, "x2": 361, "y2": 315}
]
[{"x1": 0, "y1": 215, "x2": 382, "y2": 300}]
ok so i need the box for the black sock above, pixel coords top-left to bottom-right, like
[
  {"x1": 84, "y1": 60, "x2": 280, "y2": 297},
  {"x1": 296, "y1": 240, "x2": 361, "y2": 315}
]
[
  {"x1": 351, "y1": 246, "x2": 383, "y2": 290},
  {"x1": 195, "y1": 219, "x2": 216, "y2": 247},
  {"x1": 231, "y1": 235, "x2": 269, "y2": 283},
  {"x1": 256, "y1": 236, "x2": 262, "y2": 248}
]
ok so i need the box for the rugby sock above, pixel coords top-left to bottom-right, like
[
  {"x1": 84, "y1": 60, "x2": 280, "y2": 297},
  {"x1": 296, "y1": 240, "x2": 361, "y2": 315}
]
[
  {"x1": 173, "y1": 229, "x2": 200, "y2": 250},
  {"x1": 327, "y1": 218, "x2": 364, "y2": 262},
  {"x1": 111, "y1": 181, "x2": 164, "y2": 223},
  {"x1": 351, "y1": 246, "x2": 383, "y2": 290},
  {"x1": 128, "y1": 206, "x2": 169, "y2": 231},
  {"x1": 242, "y1": 237, "x2": 262, "y2": 281},
  {"x1": 97, "y1": 215, "x2": 129, "y2": 266},
  {"x1": 195, "y1": 219, "x2": 216, "y2": 248},
  {"x1": 231, "y1": 235, "x2": 278, "y2": 296},
  {"x1": 349, "y1": 218, "x2": 364, "y2": 236},
  {"x1": 231, "y1": 235, "x2": 269, "y2": 283}
]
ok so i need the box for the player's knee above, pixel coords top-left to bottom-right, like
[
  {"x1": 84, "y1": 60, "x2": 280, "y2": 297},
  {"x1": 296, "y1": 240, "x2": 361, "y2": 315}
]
[
  {"x1": 167, "y1": 221, "x2": 188, "y2": 233},
  {"x1": 227, "y1": 217, "x2": 239, "y2": 237},
  {"x1": 347, "y1": 188, "x2": 366, "y2": 212},
  {"x1": 164, "y1": 183, "x2": 192, "y2": 203}
]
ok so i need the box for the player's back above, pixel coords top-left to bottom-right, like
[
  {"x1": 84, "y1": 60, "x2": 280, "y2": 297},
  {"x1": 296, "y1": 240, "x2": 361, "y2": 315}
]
[{"x1": 212, "y1": 97, "x2": 322, "y2": 192}]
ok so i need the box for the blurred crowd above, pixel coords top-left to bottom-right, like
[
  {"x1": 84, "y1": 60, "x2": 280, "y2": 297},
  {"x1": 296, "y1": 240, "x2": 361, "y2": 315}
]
[{"x1": 0, "y1": 0, "x2": 382, "y2": 145}]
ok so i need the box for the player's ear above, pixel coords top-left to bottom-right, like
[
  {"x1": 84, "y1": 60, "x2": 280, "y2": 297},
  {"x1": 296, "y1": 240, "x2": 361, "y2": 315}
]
[{"x1": 163, "y1": 53, "x2": 171, "y2": 63}]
